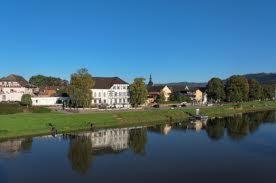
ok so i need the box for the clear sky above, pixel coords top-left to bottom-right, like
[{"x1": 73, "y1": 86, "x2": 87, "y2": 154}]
[{"x1": 0, "y1": 0, "x2": 276, "y2": 83}]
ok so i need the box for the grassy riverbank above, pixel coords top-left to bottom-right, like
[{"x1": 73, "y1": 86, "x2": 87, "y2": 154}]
[{"x1": 0, "y1": 101, "x2": 276, "y2": 140}]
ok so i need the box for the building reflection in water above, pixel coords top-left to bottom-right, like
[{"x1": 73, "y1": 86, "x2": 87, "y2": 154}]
[
  {"x1": 66, "y1": 127, "x2": 148, "y2": 174},
  {"x1": 0, "y1": 110, "x2": 275, "y2": 175},
  {"x1": 0, "y1": 138, "x2": 33, "y2": 159}
]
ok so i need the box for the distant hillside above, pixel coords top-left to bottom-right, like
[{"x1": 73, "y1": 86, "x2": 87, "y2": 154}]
[
  {"x1": 163, "y1": 73, "x2": 276, "y2": 87},
  {"x1": 243, "y1": 73, "x2": 276, "y2": 84},
  {"x1": 165, "y1": 82, "x2": 207, "y2": 88}
]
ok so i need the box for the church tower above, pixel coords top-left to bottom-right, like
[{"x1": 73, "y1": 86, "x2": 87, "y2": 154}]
[{"x1": 148, "y1": 74, "x2": 153, "y2": 86}]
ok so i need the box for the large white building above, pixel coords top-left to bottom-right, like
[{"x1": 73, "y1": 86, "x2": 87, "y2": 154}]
[
  {"x1": 0, "y1": 74, "x2": 37, "y2": 102},
  {"x1": 91, "y1": 77, "x2": 130, "y2": 108}
]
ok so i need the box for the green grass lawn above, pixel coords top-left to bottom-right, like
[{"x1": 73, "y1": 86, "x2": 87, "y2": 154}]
[{"x1": 0, "y1": 101, "x2": 275, "y2": 140}]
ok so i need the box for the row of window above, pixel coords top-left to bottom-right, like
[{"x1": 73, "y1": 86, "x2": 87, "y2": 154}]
[
  {"x1": 0, "y1": 82, "x2": 20, "y2": 87},
  {"x1": 93, "y1": 92, "x2": 129, "y2": 98},
  {"x1": 93, "y1": 98, "x2": 129, "y2": 104},
  {"x1": 112, "y1": 85, "x2": 127, "y2": 90}
]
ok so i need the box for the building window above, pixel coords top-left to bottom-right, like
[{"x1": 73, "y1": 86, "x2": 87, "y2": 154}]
[
  {"x1": 117, "y1": 86, "x2": 120, "y2": 90},
  {"x1": 94, "y1": 100, "x2": 97, "y2": 104},
  {"x1": 94, "y1": 92, "x2": 97, "y2": 97},
  {"x1": 103, "y1": 92, "x2": 106, "y2": 97},
  {"x1": 115, "y1": 92, "x2": 117, "y2": 96},
  {"x1": 104, "y1": 100, "x2": 106, "y2": 103},
  {"x1": 119, "y1": 99, "x2": 122, "y2": 103},
  {"x1": 123, "y1": 99, "x2": 126, "y2": 103},
  {"x1": 99, "y1": 92, "x2": 101, "y2": 97}
]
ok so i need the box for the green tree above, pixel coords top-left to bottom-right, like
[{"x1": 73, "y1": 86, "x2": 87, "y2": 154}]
[
  {"x1": 129, "y1": 78, "x2": 148, "y2": 107},
  {"x1": 262, "y1": 84, "x2": 275, "y2": 100},
  {"x1": 170, "y1": 92, "x2": 191, "y2": 103},
  {"x1": 29, "y1": 75, "x2": 68, "y2": 87},
  {"x1": 67, "y1": 68, "x2": 94, "y2": 108},
  {"x1": 156, "y1": 91, "x2": 166, "y2": 103},
  {"x1": 225, "y1": 76, "x2": 249, "y2": 102},
  {"x1": 206, "y1": 77, "x2": 225, "y2": 102},
  {"x1": 21, "y1": 94, "x2": 32, "y2": 108},
  {"x1": 248, "y1": 79, "x2": 262, "y2": 101}
]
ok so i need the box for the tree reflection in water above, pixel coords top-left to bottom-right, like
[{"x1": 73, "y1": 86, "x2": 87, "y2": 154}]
[
  {"x1": 206, "y1": 110, "x2": 276, "y2": 141},
  {"x1": 68, "y1": 136, "x2": 93, "y2": 175},
  {"x1": 128, "y1": 128, "x2": 147, "y2": 156}
]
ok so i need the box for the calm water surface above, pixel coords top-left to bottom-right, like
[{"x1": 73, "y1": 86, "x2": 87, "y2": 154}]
[{"x1": 0, "y1": 111, "x2": 276, "y2": 183}]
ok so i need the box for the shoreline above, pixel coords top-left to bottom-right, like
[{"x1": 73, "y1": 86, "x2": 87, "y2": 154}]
[{"x1": 0, "y1": 101, "x2": 276, "y2": 140}]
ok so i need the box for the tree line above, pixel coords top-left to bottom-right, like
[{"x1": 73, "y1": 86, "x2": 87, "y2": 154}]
[{"x1": 206, "y1": 75, "x2": 275, "y2": 103}]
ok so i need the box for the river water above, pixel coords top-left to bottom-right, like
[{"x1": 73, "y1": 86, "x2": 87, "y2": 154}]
[{"x1": 0, "y1": 110, "x2": 276, "y2": 183}]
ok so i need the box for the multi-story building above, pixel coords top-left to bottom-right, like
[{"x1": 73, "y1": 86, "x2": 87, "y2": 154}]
[
  {"x1": 91, "y1": 77, "x2": 130, "y2": 108},
  {"x1": 0, "y1": 74, "x2": 37, "y2": 102}
]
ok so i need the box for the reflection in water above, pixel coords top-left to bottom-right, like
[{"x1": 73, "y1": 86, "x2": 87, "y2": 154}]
[
  {"x1": 206, "y1": 111, "x2": 276, "y2": 141},
  {"x1": 65, "y1": 127, "x2": 148, "y2": 174},
  {"x1": 129, "y1": 128, "x2": 147, "y2": 156},
  {"x1": 0, "y1": 138, "x2": 33, "y2": 159},
  {"x1": 0, "y1": 110, "x2": 275, "y2": 176},
  {"x1": 68, "y1": 136, "x2": 93, "y2": 175}
]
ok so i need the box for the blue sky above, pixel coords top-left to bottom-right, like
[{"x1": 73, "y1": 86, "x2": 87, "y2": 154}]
[{"x1": 0, "y1": 0, "x2": 275, "y2": 83}]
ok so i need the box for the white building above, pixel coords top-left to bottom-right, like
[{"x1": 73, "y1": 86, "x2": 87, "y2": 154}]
[
  {"x1": 91, "y1": 77, "x2": 130, "y2": 108},
  {"x1": 0, "y1": 74, "x2": 37, "y2": 102},
  {"x1": 31, "y1": 96, "x2": 69, "y2": 106}
]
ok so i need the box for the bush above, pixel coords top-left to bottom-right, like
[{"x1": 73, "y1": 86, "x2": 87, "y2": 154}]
[
  {"x1": 0, "y1": 103, "x2": 24, "y2": 114},
  {"x1": 21, "y1": 94, "x2": 32, "y2": 107},
  {"x1": 30, "y1": 107, "x2": 51, "y2": 113}
]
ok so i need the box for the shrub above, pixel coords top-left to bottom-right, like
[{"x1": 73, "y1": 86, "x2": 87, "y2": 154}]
[
  {"x1": 31, "y1": 107, "x2": 51, "y2": 113},
  {"x1": 21, "y1": 94, "x2": 32, "y2": 107}
]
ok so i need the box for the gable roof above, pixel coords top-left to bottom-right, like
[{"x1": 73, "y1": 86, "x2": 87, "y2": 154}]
[
  {"x1": 0, "y1": 74, "x2": 35, "y2": 88},
  {"x1": 93, "y1": 77, "x2": 128, "y2": 89}
]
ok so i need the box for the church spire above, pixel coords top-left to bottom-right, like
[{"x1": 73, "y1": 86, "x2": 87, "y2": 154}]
[{"x1": 148, "y1": 74, "x2": 153, "y2": 86}]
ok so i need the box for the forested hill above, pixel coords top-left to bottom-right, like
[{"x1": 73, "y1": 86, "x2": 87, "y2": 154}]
[
  {"x1": 164, "y1": 73, "x2": 276, "y2": 87},
  {"x1": 243, "y1": 73, "x2": 276, "y2": 84}
]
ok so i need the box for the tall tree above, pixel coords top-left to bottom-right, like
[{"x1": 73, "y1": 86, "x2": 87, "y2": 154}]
[
  {"x1": 206, "y1": 77, "x2": 225, "y2": 102},
  {"x1": 67, "y1": 68, "x2": 94, "y2": 108},
  {"x1": 262, "y1": 84, "x2": 275, "y2": 100},
  {"x1": 248, "y1": 79, "x2": 262, "y2": 101},
  {"x1": 129, "y1": 78, "x2": 148, "y2": 107},
  {"x1": 225, "y1": 75, "x2": 249, "y2": 102}
]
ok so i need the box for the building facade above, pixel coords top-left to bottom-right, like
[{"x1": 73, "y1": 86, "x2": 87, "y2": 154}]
[
  {"x1": 91, "y1": 77, "x2": 130, "y2": 108},
  {"x1": 0, "y1": 74, "x2": 37, "y2": 102}
]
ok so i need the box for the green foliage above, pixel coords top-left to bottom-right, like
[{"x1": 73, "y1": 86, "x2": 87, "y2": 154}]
[
  {"x1": 262, "y1": 84, "x2": 275, "y2": 100},
  {"x1": 0, "y1": 103, "x2": 51, "y2": 115},
  {"x1": 129, "y1": 78, "x2": 148, "y2": 107},
  {"x1": 248, "y1": 79, "x2": 262, "y2": 101},
  {"x1": 68, "y1": 137, "x2": 93, "y2": 175},
  {"x1": 170, "y1": 92, "x2": 191, "y2": 103},
  {"x1": 206, "y1": 77, "x2": 225, "y2": 102},
  {"x1": 0, "y1": 103, "x2": 24, "y2": 114},
  {"x1": 156, "y1": 91, "x2": 166, "y2": 103},
  {"x1": 29, "y1": 75, "x2": 68, "y2": 87},
  {"x1": 67, "y1": 68, "x2": 94, "y2": 108},
  {"x1": 30, "y1": 107, "x2": 52, "y2": 113},
  {"x1": 225, "y1": 76, "x2": 249, "y2": 102},
  {"x1": 20, "y1": 94, "x2": 32, "y2": 107}
]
